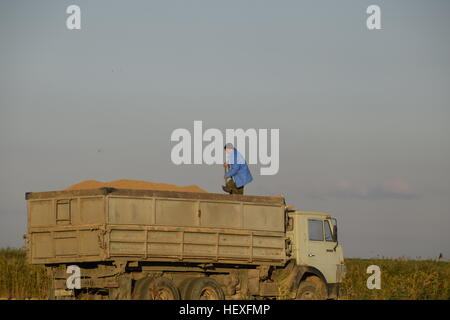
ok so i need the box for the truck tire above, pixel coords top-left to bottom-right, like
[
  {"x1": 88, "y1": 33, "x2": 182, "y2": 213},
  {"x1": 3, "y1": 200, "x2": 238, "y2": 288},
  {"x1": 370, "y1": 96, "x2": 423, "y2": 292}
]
[
  {"x1": 296, "y1": 276, "x2": 327, "y2": 300},
  {"x1": 109, "y1": 275, "x2": 132, "y2": 300},
  {"x1": 178, "y1": 277, "x2": 196, "y2": 299},
  {"x1": 184, "y1": 277, "x2": 225, "y2": 300},
  {"x1": 135, "y1": 277, "x2": 181, "y2": 300}
]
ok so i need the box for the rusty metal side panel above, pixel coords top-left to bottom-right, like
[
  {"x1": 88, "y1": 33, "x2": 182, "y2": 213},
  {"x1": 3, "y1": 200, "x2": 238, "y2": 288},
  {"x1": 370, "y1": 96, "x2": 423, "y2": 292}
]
[
  {"x1": 27, "y1": 195, "x2": 107, "y2": 264},
  {"x1": 27, "y1": 191, "x2": 287, "y2": 265},
  {"x1": 243, "y1": 204, "x2": 285, "y2": 232},
  {"x1": 199, "y1": 202, "x2": 241, "y2": 229},
  {"x1": 29, "y1": 199, "x2": 55, "y2": 228},
  {"x1": 106, "y1": 195, "x2": 285, "y2": 232},
  {"x1": 155, "y1": 199, "x2": 198, "y2": 226},
  {"x1": 29, "y1": 227, "x2": 104, "y2": 264},
  {"x1": 108, "y1": 197, "x2": 154, "y2": 225},
  {"x1": 107, "y1": 225, "x2": 287, "y2": 265},
  {"x1": 104, "y1": 195, "x2": 287, "y2": 264}
]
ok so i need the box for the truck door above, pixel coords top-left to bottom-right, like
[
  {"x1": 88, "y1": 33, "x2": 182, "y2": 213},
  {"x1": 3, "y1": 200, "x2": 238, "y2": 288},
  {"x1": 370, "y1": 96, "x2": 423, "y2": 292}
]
[{"x1": 299, "y1": 216, "x2": 339, "y2": 283}]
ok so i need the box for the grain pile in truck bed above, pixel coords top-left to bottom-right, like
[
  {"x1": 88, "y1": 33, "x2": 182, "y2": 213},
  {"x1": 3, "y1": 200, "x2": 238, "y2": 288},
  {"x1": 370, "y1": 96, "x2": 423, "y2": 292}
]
[{"x1": 65, "y1": 179, "x2": 207, "y2": 193}]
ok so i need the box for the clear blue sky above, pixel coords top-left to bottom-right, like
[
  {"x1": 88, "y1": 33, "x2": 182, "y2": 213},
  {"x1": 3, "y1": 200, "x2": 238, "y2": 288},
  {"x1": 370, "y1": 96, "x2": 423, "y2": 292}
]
[{"x1": 1, "y1": 0, "x2": 449, "y2": 258}]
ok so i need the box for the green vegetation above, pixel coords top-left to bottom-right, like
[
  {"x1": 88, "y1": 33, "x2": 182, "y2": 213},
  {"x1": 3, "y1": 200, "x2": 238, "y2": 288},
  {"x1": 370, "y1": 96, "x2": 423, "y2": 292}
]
[
  {"x1": 0, "y1": 248, "x2": 50, "y2": 299},
  {"x1": 340, "y1": 258, "x2": 450, "y2": 300},
  {"x1": 0, "y1": 249, "x2": 448, "y2": 299}
]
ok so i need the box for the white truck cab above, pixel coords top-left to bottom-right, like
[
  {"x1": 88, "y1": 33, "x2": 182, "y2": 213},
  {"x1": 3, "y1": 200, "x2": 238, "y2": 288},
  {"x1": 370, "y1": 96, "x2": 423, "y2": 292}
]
[{"x1": 286, "y1": 210, "x2": 346, "y2": 298}]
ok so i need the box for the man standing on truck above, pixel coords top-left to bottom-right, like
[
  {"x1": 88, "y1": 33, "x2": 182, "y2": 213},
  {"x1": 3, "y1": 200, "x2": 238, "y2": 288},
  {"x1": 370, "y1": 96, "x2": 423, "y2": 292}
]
[{"x1": 222, "y1": 143, "x2": 253, "y2": 194}]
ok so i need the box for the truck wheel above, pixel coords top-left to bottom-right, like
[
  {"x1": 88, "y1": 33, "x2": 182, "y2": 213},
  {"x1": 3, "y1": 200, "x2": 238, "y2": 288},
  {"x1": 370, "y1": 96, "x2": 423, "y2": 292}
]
[
  {"x1": 109, "y1": 275, "x2": 132, "y2": 300},
  {"x1": 136, "y1": 277, "x2": 181, "y2": 300},
  {"x1": 296, "y1": 276, "x2": 327, "y2": 300},
  {"x1": 178, "y1": 277, "x2": 196, "y2": 299},
  {"x1": 184, "y1": 277, "x2": 225, "y2": 300}
]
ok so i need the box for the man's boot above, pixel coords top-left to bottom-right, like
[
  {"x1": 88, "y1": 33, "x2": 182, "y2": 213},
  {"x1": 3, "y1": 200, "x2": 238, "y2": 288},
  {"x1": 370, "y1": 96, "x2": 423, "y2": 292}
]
[{"x1": 222, "y1": 185, "x2": 232, "y2": 194}]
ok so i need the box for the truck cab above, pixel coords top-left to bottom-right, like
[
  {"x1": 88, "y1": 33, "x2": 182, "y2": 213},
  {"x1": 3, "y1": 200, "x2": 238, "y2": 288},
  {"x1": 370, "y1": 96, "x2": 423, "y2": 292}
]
[{"x1": 286, "y1": 210, "x2": 346, "y2": 299}]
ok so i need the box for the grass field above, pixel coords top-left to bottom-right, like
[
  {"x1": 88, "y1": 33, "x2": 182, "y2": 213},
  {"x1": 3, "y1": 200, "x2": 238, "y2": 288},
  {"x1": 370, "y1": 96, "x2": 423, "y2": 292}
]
[
  {"x1": 0, "y1": 248, "x2": 448, "y2": 300},
  {"x1": 340, "y1": 258, "x2": 449, "y2": 300},
  {"x1": 0, "y1": 248, "x2": 50, "y2": 299}
]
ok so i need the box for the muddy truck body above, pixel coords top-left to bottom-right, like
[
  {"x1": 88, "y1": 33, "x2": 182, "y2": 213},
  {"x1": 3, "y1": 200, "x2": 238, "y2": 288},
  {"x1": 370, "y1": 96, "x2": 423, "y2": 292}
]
[{"x1": 25, "y1": 188, "x2": 346, "y2": 299}]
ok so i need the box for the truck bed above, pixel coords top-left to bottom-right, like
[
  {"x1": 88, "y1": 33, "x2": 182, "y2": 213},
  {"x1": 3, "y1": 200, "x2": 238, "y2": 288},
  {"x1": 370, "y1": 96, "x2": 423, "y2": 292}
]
[{"x1": 26, "y1": 188, "x2": 288, "y2": 266}]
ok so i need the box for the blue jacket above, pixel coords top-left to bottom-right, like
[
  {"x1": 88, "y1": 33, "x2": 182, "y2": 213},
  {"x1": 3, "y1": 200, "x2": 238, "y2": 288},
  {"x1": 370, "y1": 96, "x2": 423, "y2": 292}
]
[{"x1": 225, "y1": 149, "x2": 253, "y2": 188}]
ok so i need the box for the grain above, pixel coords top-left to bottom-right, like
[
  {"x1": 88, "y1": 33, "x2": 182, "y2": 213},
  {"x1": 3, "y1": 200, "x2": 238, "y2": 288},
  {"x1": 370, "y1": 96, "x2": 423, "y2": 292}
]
[{"x1": 65, "y1": 179, "x2": 206, "y2": 193}]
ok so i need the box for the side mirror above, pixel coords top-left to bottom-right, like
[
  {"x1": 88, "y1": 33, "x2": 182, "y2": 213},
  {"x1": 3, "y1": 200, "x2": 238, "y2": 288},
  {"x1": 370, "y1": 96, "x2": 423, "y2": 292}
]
[{"x1": 332, "y1": 225, "x2": 338, "y2": 242}]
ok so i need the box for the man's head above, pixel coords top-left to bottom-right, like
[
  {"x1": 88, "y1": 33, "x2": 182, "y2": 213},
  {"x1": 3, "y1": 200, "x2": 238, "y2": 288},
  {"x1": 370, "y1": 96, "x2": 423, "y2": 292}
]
[{"x1": 224, "y1": 143, "x2": 234, "y2": 153}]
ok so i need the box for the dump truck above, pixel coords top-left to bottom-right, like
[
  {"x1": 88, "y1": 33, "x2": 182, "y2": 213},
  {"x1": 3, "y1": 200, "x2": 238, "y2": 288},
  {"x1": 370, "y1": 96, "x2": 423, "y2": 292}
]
[{"x1": 25, "y1": 187, "x2": 346, "y2": 300}]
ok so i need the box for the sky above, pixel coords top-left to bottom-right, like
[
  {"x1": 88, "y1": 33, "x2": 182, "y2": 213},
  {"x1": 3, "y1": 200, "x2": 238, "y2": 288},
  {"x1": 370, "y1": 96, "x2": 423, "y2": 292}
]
[{"x1": 0, "y1": 0, "x2": 449, "y2": 259}]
